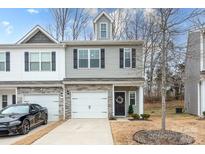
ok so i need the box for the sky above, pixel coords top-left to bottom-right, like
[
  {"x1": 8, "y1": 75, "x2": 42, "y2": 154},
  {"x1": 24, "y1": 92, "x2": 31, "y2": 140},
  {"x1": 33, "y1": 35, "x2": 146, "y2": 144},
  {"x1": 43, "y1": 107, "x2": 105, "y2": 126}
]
[
  {"x1": 0, "y1": 8, "x2": 200, "y2": 44},
  {"x1": 0, "y1": 8, "x2": 116, "y2": 43}
]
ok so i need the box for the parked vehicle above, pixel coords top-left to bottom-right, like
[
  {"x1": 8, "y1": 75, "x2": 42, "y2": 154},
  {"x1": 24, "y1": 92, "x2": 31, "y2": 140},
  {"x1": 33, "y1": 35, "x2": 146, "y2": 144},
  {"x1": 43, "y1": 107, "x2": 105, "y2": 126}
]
[{"x1": 0, "y1": 104, "x2": 48, "y2": 136}]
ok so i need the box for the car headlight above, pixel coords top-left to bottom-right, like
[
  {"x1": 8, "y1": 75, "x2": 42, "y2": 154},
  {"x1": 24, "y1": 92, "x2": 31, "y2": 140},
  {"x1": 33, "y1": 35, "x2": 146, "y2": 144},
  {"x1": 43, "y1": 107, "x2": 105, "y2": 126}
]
[{"x1": 9, "y1": 121, "x2": 22, "y2": 126}]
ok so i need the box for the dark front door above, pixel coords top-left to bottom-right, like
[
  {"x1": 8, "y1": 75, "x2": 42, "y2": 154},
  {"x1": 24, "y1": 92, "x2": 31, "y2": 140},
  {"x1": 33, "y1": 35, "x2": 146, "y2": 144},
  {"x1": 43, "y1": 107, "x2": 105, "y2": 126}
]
[{"x1": 115, "y1": 92, "x2": 125, "y2": 116}]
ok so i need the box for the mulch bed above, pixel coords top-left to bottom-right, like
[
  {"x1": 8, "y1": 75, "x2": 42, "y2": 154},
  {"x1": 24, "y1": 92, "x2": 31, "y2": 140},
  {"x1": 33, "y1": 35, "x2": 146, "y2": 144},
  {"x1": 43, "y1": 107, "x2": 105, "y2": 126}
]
[
  {"x1": 129, "y1": 119, "x2": 152, "y2": 121},
  {"x1": 133, "y1": 130, "x2": 195, "y2": 145}
]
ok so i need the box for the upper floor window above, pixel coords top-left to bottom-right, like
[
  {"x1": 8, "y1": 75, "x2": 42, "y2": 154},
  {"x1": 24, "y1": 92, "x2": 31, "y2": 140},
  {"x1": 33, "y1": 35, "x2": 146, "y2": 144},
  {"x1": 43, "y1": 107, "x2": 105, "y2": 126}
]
[
  {"x1": 100, "y1": 23, "x2": 107, "y2": 39},
  {"x1": 41, "y1": 52, "x2": 51, "y2": 71},
  {"x1": 29, "y1": 52, "x2": 52, "y2": 71},
  {"x1": 0, "y1": 53, "x2": 6, "y2": 71},
  {"x1": 79, "y1": 49, "x2": 89, "y2": 68},
  {"x1": 90, "y1": 49, "x2": 100, "y2": 68},
  {"x1": 124, "y1": 48, "x2": 132, "y2": 68},
  {"x1": 78, "y1": 49, "x2": 100, "y2": 68}
]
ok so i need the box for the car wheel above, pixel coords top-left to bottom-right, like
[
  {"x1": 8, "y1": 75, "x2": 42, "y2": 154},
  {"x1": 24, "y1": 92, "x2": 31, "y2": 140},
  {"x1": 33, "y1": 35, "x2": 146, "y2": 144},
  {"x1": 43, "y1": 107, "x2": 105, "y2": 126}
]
[
  {"x1": 43, "y1": 114, "x2": 48, "y2": 125},
  {"x1": 20, "y1": 119, "x2": 30, "y2": 135}
]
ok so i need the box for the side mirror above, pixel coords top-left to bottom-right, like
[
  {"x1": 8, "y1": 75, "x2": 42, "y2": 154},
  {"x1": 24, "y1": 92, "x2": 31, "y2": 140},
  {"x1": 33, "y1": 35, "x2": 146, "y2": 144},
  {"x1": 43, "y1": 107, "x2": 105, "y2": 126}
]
[{"x1": 30, "y1": 109, "x2": 37, "y2": 114}]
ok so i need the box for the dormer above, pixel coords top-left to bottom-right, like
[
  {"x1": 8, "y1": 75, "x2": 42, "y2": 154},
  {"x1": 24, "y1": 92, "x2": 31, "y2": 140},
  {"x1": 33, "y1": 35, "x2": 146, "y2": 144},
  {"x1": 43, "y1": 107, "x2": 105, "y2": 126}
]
[
  {"x1": 93, "y1": 11, "x2": 114, "y2": 40},
  {"x1": 16, "y1": 25, "x2": 59, "y2": 44}
]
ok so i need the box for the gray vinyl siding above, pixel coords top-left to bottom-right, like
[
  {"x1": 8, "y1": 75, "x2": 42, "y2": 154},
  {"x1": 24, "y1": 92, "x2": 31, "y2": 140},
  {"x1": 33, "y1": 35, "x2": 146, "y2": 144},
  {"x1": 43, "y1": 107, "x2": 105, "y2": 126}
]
[
  {"x1": 185, "y1": 31, "x2": 201, "y2": 115},
  {"x1": 96, "y1": 15, "x2": 112, "y2": 40},
  {"x1": 65, "y1": 45, "x2": 143, "y2": 78},
  {"x1": 25, "y1": 31, "x2": 54, "y2": 43}
]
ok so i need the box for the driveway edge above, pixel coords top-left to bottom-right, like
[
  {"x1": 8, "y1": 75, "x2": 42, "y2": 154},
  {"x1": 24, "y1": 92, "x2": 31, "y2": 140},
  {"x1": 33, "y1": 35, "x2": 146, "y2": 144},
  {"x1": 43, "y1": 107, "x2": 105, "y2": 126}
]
[{"x1": 12, "y1": 120, "x2": 65, "y2": 145}]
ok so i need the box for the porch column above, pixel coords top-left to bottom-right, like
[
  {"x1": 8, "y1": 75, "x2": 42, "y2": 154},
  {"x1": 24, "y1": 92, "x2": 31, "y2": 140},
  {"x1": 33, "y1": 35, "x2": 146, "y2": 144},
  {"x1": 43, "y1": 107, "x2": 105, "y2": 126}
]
[{"x1": 139, "y1": 86, "x2": 144, "y2": 114}]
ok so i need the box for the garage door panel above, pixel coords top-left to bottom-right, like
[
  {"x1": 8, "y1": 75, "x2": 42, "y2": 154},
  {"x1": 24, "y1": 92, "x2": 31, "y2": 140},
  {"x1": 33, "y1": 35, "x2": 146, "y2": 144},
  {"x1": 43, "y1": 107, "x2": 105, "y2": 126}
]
[
  {"x1": 23, "y1": 95, "x2": 59, "y2": 121},
  {"x1": 71, "y1": 92, "x2": 108, "y2": 118}
]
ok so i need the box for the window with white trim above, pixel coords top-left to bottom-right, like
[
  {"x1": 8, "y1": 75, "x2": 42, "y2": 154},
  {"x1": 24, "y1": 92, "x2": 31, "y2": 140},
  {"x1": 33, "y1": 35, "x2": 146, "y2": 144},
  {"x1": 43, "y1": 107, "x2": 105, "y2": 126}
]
[
  {"x1": 2, "y1": 95, "x2": 8, "y2": 108},
  {"x1": 100, "y1": 23, "x2": 107, "y2": 39},
  {"x1": 0, "y1": 52, "x2": 6, "y2": 71},
  {"x1": 129, "y1": 91, "x2": 136, "y2": 105},
  {"x1": 41, "y1": 52, "x2": 51, "y2": 71},
  {"x1": 79, "y1": 49, "x2": 89, "y2": 68},
  {"x1": 78, "y1": 49, "x2": 100, "y2": 68},
  {"x1": 30, "y1": 52, "x2": 52, "y2": 71},
  {"x1": 124, "y1": 48, "x2": 131, "y2": 68},
  {"x1": 90, "y1": 49, "x2": 100, "y2": 68}
]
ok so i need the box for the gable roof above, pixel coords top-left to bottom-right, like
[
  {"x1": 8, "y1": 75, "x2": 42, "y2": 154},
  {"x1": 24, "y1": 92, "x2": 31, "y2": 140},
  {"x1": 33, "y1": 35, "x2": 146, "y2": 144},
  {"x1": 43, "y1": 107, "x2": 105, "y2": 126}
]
[
  {"x1": 93, "y1": 11, "x2": 114, "y2": 23},
  {"x1": 16, "y1": 25, "x2": 59, "y2": 44}
]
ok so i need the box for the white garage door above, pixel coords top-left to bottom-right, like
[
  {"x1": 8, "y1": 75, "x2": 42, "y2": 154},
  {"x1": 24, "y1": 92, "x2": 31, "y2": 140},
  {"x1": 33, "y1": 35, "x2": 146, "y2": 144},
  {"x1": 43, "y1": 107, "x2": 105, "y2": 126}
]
[
  {"x1": 71, "y1": 92, "x2": 108, "y2": 118},
  {"x1": 23, "y1": 95, "x2": 59, "y2": 121}
]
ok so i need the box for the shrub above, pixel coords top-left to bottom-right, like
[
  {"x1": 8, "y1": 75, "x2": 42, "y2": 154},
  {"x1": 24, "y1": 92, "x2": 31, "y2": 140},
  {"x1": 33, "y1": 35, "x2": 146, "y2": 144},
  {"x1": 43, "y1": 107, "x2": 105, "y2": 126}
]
[
  {"x1": 128, "y1": 104, "x2": 134, "y2": 115},
  {"x1": 140, "y1": 114, "x2": 150, "y2": 120},
  {"x1": 132, "y1": 114, "x2": 140, "y2": 120},
  {"x1": 203, "y1": 111, "x2": 205, "y2": 117}
]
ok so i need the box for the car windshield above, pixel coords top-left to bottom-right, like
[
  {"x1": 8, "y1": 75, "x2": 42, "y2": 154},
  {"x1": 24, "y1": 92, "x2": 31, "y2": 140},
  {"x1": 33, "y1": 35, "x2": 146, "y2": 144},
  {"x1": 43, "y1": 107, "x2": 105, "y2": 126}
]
[{"x1": 0, "y1": 105, "x2": 29, "y2": 114}]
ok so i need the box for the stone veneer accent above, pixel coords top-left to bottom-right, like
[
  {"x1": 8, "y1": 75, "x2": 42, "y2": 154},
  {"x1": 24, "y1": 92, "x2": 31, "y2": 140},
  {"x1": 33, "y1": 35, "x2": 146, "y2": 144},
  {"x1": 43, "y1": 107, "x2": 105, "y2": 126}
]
[
  {"x1": 64, "y1": 84, "x2": 113, "y2": 119},
  {"x1": 17, "y1": 87, "x2": 64, "y2": 120}
]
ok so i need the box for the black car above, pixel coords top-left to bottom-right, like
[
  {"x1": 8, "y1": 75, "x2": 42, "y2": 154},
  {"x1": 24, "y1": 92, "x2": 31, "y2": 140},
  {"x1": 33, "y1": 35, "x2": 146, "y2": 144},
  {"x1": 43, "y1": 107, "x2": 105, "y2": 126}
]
[{"x1": 0, "y1": 104, "x2": 48, "y2": 136}]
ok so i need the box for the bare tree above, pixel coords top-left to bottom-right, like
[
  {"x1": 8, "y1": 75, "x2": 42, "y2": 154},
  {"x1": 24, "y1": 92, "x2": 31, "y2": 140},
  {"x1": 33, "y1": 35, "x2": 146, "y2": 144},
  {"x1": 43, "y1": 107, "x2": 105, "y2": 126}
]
[
  {"x1": 50, "y1": 8, "x2": 71, "y2": 41},
  {"x1": 111, "y1": 9, "x2": 130, "y2": 40},
  {"x1": 154, "y1": 8, "x2": 203, "y2": 131},
  {"x1": 71, "y1": 8, "x2": 90, "y2": 40}
]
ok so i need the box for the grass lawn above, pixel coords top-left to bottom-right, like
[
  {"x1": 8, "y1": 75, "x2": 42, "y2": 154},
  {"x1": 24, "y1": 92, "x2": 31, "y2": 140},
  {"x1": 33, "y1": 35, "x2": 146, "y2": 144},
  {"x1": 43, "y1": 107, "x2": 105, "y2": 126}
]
[{"x1": 110, "y1": 100, "x2": 205, "y2": 145}]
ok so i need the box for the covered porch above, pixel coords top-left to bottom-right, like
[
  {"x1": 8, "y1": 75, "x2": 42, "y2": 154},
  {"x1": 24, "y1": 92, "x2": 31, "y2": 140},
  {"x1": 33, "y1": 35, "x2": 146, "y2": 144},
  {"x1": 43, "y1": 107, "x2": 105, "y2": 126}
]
[{"x1": 113, "y1": 85, "x2": 143, "y2": 117}]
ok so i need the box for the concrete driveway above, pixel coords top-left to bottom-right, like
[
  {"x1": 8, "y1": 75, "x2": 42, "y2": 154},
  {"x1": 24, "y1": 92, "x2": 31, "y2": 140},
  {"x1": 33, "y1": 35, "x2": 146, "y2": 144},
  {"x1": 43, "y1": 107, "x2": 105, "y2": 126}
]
[{"x1": 33, "y1": 119, "x2": 113, "y2": 145}]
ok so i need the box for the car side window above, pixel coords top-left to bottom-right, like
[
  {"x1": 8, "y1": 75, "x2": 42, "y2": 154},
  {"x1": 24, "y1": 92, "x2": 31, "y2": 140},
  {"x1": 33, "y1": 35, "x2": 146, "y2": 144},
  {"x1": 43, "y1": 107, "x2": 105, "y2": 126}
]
[
  {"x1": 33, "y1": 104, "x2": 42, "y2": 110},
  {"x1": 30, "y1": 105, "x2": 39, "y2": 111}
]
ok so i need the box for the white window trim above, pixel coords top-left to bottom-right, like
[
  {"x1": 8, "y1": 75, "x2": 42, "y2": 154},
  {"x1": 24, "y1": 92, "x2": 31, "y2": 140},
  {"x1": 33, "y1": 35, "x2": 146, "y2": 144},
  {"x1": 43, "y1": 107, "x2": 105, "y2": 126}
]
[
  {"x1": 100, "y1": 22, "x2": 108, "y2": 39},
  {"x1": 0, "y1": 52, "x2": 6, "y2": 72},
  {"x1": 77, "y1": 48, "x2": 101, "y2": 69},
  {"x1": 41, "y1": 52, "x2": 52, "y2": 72},
  {"x1": 29, "y1": 52, "x2": 52, "y2": 72},
  {"x1": 129, "y1": 91, "x2": 136, "y2": 106},
  {"x1": 200, "y1": 32, "x2": 204, "y2": 71},
  {"x1": 124, "y1": 48, "x2": 132, "y2": 68}
]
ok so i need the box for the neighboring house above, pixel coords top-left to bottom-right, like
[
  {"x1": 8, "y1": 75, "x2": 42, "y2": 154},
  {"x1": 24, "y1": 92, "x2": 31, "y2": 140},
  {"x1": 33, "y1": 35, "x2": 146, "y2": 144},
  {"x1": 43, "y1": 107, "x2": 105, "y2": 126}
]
[
  {"x1": 0, "y1": 11, "x2": 144, "y2": 121},
  {"x1": 185, "y1": 29, "x2": 205, "y2": 116}
]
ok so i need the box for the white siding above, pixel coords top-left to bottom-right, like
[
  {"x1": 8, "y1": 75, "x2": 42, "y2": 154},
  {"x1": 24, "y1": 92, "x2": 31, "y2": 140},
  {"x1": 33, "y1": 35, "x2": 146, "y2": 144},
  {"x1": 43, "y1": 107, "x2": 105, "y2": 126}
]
[{"x1": 0, "y1": 48, "x2": 65, "y2": 81}]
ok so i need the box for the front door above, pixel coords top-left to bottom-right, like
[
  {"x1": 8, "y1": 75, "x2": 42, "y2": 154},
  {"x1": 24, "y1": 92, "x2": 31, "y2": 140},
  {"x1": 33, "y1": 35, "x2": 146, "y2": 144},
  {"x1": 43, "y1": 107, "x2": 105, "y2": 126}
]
[{"x1": 115, "y1": 92, "x2": 125, "y2": 116}]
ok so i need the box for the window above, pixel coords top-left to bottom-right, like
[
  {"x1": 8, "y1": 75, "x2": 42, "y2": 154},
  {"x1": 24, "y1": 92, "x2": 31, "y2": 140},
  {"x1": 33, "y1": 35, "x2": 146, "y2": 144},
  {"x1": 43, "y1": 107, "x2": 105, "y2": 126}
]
[
  {"x1": 2, "y1": 95, "x2": 8, "y2": 108},
  {"x1": 30, "y1": 53, "x2": 40, "y2": 71},
  {"x1": 78, "y1": 49, "x2": 100, "y2": 68},
  {"x1": 12, "y1": 95, "x2": 16, "y2": 104},
  {"x1": 100, "y1": 23, "x2": 107, "y2": 39},
  {"x1": 29, "y1": 52, "x2": 52, "y2": 71},
  {"x1": 90, "y1": 49, "x2": 100, "y2": 68},
  {"x1": 0, "y1": 53, "x2": 6, "y2": 71},
  {"x1": 79, "y1": 49, "x2": 89, "y2": 68},
  {"x1": 33, "y1": 104, "x2": 42, "y2": 110},
  {"x1": 129, "y1": 91, "x2": 136, "y2": 105},
  {"x1": 41, "y1": 52, "x2": 51, "y2": 71},
  {"x1": 124, "y1": 48, "x2": 131, "y2": 68}
]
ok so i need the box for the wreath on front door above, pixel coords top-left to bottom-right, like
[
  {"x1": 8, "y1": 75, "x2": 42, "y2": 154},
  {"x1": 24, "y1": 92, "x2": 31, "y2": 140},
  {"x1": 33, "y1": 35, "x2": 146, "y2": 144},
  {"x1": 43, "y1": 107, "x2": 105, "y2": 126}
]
[{"x1": 116, "y1": 96, "x2": 124, "y2": 104}]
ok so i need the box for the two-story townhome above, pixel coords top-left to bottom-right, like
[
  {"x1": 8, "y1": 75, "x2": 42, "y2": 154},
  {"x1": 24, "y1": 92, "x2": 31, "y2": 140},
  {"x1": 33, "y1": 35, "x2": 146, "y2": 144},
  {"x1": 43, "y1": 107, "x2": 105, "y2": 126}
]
[
  {"x1": 0, "y1": 11, "x2": 144, "y2": 120},
  {"x1": 185, "y1": 29, "x2": 205, "y2": 116}
]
